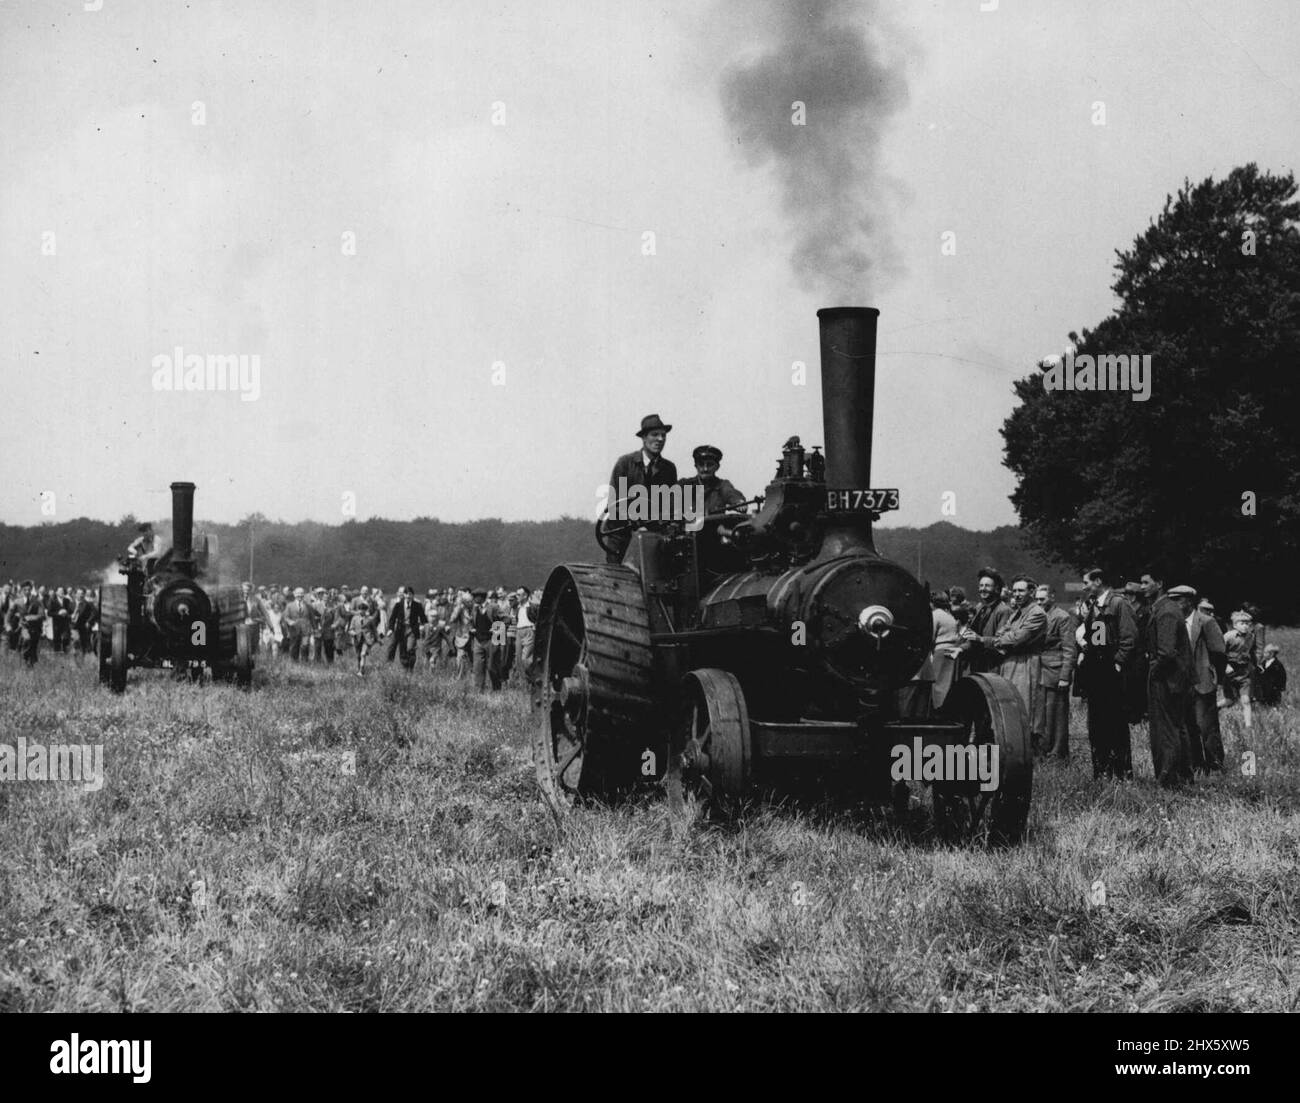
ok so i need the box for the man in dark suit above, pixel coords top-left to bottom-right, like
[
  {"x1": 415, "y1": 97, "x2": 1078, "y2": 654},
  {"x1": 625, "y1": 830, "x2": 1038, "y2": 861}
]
[
  {"x1": 1076, "y1": 567, "x2": 1138, "y2": 780},
  {"x1": 387, "y1": 586, "x2": 427, "y2": 672},
  {"x1": 48, "y1": 587, "x2": 74, "y2": 653},
  {"x1": 240, "y1": 581, "x2": 270, "y2": 656},
  {"x1": 16, "y1": 581, "x2": 45, "y2": 665},
  {"x1": 1257, "y1": 644, "x2": 1286, "y2": 705},
  {"x1": 1033, "y1": 584, "x2": 1077, "y2": 759},
  {"x1": 281, "y1": 588, "x2": 310, "y2": 661},
  {"x1": 468, "y1": 587, "x2": 496, "y2": 691},
  {"x1": 72, "y1": 588, "x2": 98, "y2": 659},
  {"x1": 1140, "y1": 570, "x2": 1194, "y2": 788},
  {"x1": 1171, "y1": 585, "x2": 1226, "y2": 773},
  {"x1": 1122, "y1": 581, "x2": 1150, "y2": 723},
  {"x1": 603, "y1": 414, "x2": 679, "y2": 564}
]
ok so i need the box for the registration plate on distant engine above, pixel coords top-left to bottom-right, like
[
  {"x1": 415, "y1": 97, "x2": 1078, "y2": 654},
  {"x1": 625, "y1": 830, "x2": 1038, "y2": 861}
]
[{"x1": 826, "y1": 488, "x2": 900, "y2": 512}]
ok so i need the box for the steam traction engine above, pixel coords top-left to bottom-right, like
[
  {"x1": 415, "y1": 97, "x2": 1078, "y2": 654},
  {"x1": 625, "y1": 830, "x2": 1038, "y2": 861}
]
[
  {"x1": 97, "y1": 482, "x2": 254, "y2": 692},
  {"x1": 533, "y1": 308, "x2": 1032, "y2": 842}
]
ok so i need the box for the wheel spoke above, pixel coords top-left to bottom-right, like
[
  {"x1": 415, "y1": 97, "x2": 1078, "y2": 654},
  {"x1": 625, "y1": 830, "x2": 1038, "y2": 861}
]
[
  {"x1": 557, "y1": 743, "x2": 583, "y2": 787},
  {"x1": 554, "y1": 615, "x2": 583, "y2": 651}
]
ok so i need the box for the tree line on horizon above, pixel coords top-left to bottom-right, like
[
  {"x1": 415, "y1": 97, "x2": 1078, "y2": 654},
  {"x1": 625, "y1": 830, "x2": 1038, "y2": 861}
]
[{"x1": 1, "y1": 515, "x2": 1078, "y2": 603}]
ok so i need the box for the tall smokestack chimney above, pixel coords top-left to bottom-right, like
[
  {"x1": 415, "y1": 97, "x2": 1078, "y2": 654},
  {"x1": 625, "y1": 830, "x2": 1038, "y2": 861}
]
[
  {"x1": 171, "y1": 481, "x2": 196, "y2": 568},
  {"x1": 817, "y1": 307, "x2": 879, "y2": 556}
]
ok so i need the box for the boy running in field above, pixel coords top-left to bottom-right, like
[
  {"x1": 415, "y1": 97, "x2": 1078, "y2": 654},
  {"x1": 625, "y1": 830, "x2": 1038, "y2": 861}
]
[
  {"x1": 350, "y1": 598, "x2": 380, "y2": 677},
  {"x1": 1222, "y1": 610, "x2": 1257, "y2": 730}
]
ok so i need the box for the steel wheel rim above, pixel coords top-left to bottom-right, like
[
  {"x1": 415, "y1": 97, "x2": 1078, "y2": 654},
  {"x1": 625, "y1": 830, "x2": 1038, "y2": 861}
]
[
  {"x1": 667, "y1": 670, "x2": 750, "y2": 810},
  {"x1": 933, "y1": 674, "x2": 1032, "y2": 845},
  {"x1": 539, "y1": 576, "x2": 590, "y2": 802}
]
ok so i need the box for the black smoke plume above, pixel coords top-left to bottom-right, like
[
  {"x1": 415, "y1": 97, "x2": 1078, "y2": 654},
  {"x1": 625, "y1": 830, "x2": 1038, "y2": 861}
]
[{"x1": 721, "y1": 0, "x2": 909, "y2": 297}]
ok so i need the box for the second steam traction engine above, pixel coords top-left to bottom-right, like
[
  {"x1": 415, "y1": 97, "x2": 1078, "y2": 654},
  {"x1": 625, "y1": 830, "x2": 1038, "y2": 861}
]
[
  {"x1": 97, "y1": 481, "x2": 255, "y2": 692},
  {"x1": 533, "y1": 307, "x2": 1032, "y2": 843}
]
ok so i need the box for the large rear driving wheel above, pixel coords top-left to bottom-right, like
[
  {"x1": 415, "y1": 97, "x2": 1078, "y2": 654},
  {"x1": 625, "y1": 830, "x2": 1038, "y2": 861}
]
[{"x1": 533, "y1": 564, "x2": 654, "y2": 811}]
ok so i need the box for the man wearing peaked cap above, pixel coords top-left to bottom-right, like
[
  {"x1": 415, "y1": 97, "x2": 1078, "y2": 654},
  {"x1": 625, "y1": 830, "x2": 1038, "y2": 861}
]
[
  {"x1": 602, "y1": 413, "x2": 679, "y2": 564},
  {"x1": 469, "y1": 588, "x2": 495, "y2": 691},
  {"x1": 679, "y1": 444, "x2": 747, "y2": 518}
]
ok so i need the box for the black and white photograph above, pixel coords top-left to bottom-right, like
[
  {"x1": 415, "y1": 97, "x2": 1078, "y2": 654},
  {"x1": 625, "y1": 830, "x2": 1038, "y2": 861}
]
[{"x1": 1, "y1": 0, "x2": 1297, "y2": 1054}]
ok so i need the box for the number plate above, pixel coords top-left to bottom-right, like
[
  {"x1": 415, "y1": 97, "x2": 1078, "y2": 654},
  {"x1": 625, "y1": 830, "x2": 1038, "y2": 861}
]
[{"x1": 825, "y1": 488, "x2": 900, "y2": 512}]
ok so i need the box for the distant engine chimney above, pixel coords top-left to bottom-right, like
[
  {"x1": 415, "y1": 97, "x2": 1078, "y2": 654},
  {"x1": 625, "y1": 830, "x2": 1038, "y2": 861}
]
[{"x1": 171, "y1": 481, "x2": 196, "y2": 567}]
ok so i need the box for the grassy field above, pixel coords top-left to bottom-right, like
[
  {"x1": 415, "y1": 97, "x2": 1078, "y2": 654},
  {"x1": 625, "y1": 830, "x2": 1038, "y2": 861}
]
[{"x1": 1, "y1": 633, "x2": 1297, "y2": 1012}]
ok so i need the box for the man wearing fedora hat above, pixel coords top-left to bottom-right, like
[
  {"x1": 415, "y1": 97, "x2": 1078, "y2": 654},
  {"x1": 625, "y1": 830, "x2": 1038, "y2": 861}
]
[
  {"x1": 281, "y1": 587, "x2": 312, "y2": 662},
  {"x1": 1170, "y1": 585, "x2": 1225, "y2": 773},
  {"x1": 603, "y1": 414, "x2": 679, "y2": 564}
]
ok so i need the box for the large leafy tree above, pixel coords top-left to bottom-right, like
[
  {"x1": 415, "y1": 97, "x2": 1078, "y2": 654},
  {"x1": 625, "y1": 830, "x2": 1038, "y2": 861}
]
[{"x1": 1002, "y1": 164, "x2": 1300, "y2": 621}]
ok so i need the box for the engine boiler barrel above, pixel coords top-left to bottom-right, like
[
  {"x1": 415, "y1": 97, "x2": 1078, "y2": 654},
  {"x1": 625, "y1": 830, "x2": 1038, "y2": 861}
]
[
  {"x1": 701, "y1": 554, "x2": 931, "y2": 688},
  {"x1": 171, "y1": 481, "x2": 196, "y2": 567}
]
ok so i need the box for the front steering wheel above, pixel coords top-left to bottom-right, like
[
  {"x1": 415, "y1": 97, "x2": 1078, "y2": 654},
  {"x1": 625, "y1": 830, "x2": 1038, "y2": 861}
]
[{"x1": 594, "y1": 499, "x2": 635, "y2": 556}]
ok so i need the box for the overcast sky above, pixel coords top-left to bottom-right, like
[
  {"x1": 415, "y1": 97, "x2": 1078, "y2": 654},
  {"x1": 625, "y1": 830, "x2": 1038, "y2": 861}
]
[{"x1": 3, "y1": 0, "x2": 1297, "y2": 530}]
